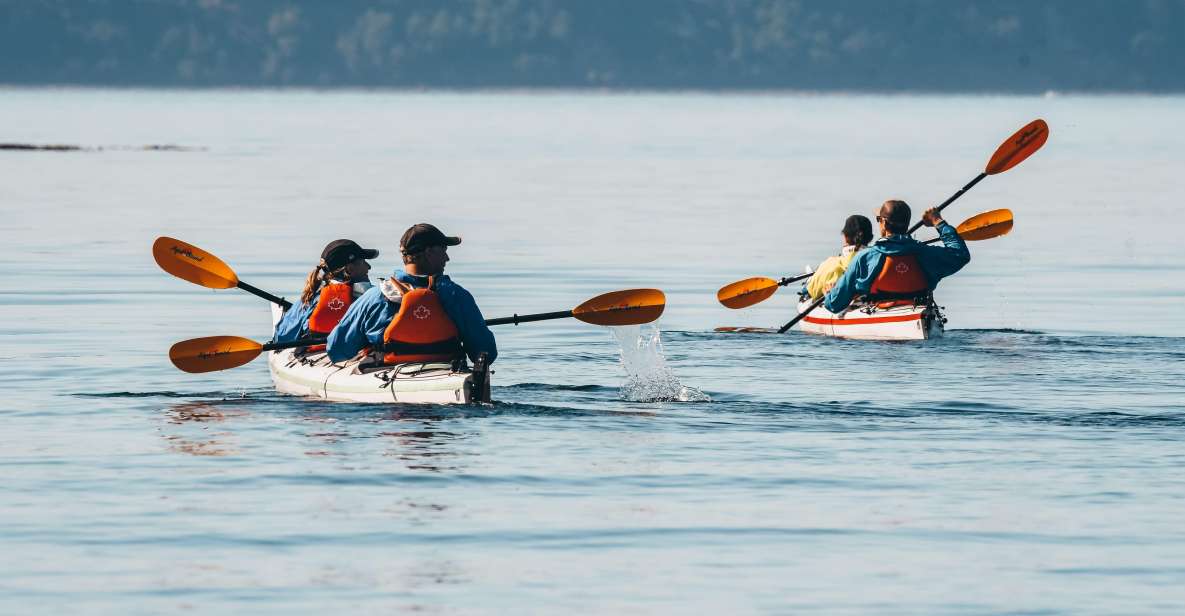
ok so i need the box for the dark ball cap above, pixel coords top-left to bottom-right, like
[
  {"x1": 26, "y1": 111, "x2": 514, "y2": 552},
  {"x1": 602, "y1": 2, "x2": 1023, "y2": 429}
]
[
  {"x1": 400, "y1": 223, "x2": 462, "y2": 255},
  {"x1": 321, "y1": 239, "x2": 379, "y2": 270}
]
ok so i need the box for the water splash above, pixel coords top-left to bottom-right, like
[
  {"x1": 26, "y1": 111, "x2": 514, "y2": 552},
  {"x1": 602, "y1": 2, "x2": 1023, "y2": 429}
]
[{"x1": 609, "y1": 324, "x2": 710, "y2": 403}]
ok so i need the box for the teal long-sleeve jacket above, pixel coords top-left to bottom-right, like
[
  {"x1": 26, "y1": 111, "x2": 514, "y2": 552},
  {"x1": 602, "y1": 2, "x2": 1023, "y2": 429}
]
[
  {"x1": 824, "y1": 222, "x2": 970, "y2": 313},
  {"x1": 325, "y1": 270, "x2": 497, "y2": 364}
]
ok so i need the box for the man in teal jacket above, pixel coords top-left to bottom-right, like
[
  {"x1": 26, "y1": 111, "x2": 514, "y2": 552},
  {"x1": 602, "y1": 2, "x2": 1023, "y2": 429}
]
[
  {"x1": 824, "y1": 200, "x2": 970, "y2": 313},
  {"x1": 326, "y1": 224, "x2": 497, "y2": 365}
]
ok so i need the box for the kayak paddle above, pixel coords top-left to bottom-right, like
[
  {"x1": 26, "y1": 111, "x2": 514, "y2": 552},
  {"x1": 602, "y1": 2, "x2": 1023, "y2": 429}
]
[
  {"x1": 905, "y1": 118, "x2": 1046, "y2": 235},
  {"x1": 717, "y1": 209, "x2": 1015, "y2": 310},
  {"x1": 484, "y1": 288, "x2": 666, "y2": 327},
  {"x1": 170, "y1": 288, "x2": 667, "y2": 373},
  {"x1": 170, "y1": 336, "x2": 312, "y2": 374},
  {"x1": 778, "y1": 118, "x2": 1047, "y2": 334},
  {"x1": 153, "y1": 236, "x2": 292, "y2": 309}
]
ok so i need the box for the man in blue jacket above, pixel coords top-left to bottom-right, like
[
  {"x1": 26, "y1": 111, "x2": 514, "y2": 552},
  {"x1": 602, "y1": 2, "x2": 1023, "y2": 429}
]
[
  {"x1": 326, "y1": 223, "x2": 498, "y2": 364},
  {"x1": 824, "y1": 200, "x2": 970, "y2": 313}
]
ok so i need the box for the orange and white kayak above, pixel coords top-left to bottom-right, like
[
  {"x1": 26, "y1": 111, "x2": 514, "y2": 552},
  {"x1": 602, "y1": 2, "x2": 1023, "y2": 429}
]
[
  {"x1": 795, "y1": 297, "x2": 946, "y2": 341},
  {"x1": 266, "y1": 305, "x2": 488, "y2": 404}
]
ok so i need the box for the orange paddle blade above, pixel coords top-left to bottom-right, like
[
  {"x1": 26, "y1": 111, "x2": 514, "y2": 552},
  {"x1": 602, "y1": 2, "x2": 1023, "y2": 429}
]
[
  {"x1": 717, "y1": 276, "x2": 780, "y2": 309},
  {"x1": 956, "y1": 209, "x2": 1014, "y2": 241},
  {"x1": 170, "y1": 336, "x2": 264, "y2": 373},
  {"x1": 153, "y1": 236, "x2": 238, "y2": 289},
  {"x1": 572, "y1": 288, "x2": 666, "y2": 326},
  {"x1": 985, "y1": 119, "x2": 1049, "y2": 175}
]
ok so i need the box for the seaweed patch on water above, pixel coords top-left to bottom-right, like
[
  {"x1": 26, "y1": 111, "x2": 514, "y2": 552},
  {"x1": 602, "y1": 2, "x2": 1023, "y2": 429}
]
[
  {"x1": 72, "y1": 390, "x2": 264, "y2": 399},
  {"x1": 501, "y1": 383, "x2": 616, "y2": 393},
  {"x1": 951, "y1": 328, "x2": 1046, "y2": 335},
  {"x1": 609, "y1": 324, "x2": 710, "y2": 403},
  {"x1": 0, "y1": 142, "x2": 203, "y2": 152}
]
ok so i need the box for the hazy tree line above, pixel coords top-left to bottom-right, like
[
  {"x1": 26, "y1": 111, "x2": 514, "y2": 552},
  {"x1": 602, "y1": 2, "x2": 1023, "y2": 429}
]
[{"x1": 2, "y1": 0, "x2": 1183, "y2": 91}]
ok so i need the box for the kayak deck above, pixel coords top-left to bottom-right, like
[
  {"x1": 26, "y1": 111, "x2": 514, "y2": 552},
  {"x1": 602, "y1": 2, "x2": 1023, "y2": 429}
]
[
  {"x1": 267, "y1": 304, "x2": 488, "y2": 404},
  {"x1": 268, "y1": 348, "x2": 481, "y2": 404},
  {"x1": 796, "y1": 296, "x2": 944, "y2": 340},
  {"x1": 717, "y1": 297, "x2": 946, "y2": 341}
]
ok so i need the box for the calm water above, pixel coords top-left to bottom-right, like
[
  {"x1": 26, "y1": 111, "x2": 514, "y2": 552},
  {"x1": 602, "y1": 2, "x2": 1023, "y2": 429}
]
[{"x1": 2, "y1": 90, "x2": 1184, "y2": 614}]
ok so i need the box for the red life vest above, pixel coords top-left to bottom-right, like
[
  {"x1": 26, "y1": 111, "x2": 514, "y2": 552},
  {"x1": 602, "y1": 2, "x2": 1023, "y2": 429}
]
[
  {"x1": 381, "y1": 278, "x2": 462, "y2": 364},
  {"x1": 307, "y1": 282, "x2": 354, "y2": 335},
  {"x1": 869, "y1": 254, "x2": 929, "y2": 297}
]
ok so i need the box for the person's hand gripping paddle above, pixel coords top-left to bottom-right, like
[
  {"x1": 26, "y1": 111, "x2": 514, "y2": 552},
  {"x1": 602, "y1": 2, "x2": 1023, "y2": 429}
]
[{"x1": 775, "y1": 119, "x2": 1047, "y2": 334}]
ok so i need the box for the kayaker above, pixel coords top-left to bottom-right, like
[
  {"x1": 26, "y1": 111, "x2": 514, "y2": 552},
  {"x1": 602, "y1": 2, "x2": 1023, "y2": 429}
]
[
  {"x1": 803, "y1": 214, "x2": 873, "y2": 299},
  {"x1": 823, "y1": 200, "x2": 970, "y2": 313},
  {"x1": 325, "y1": 223, "x2": 498, "y2": 365},
  {"x1": 273, "y1": 239, "x2": 378, "y2": 343}
]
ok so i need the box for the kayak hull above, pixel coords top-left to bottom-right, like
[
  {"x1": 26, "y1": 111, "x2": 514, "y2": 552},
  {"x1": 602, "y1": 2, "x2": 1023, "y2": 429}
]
[
  {"x1": 268, "y1": 349, "x2": 478, "y2": 404},
  {"x1": 796, "y1": 297, "x2": 945, "y2": 341},
  {"x1": 267, "y1": 304, "x2": 485, "y2": 404}
]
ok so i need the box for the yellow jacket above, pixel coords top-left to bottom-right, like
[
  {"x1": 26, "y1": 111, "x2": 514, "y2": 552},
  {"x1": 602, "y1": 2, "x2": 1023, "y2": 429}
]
[{"x1": 805, "y1": 245, "x2": 861, "y2": 299}]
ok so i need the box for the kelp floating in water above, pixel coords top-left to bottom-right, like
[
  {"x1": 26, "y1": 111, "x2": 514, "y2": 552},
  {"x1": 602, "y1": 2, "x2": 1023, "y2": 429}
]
[{"x1": 0, "y1": 143, "x2": 201, "y2": 152}]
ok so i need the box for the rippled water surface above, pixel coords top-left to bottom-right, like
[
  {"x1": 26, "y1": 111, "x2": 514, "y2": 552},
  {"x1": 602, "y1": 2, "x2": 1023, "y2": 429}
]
[{"x1": 2, "y1": 90, "x2": 1184, "y2": 614}]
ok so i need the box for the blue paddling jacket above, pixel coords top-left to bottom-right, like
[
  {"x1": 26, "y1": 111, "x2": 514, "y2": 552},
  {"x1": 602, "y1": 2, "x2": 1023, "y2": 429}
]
[
  {"x1": 272, "y1": 282, "x2": 370, "y2": 343},
  {"x1": 824, "y1": 221, "x2": 970, "y2": 313},
  {"x1": 273, "y1": 296, "x2": 315, "y2": 343},
  {"x1": 326, "y1": 270, "x2": 497, "y2": 364}
]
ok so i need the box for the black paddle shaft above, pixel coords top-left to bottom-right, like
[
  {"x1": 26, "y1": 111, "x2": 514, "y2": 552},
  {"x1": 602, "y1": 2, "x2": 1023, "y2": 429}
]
[
  {"x1": 908, "y1": 172, "x2": 987, "y2": 235},
  {"x1": 485, "y1": 310, "x2": 573, "y2": 326},
  {"x1": 778, "y1": 296, "x2": 825, "y2": 334},
  {"x1": 261, "y1": 309, "x2": 583, "y2": 353},
  {"x1": 778, "y1": 272, "x2": 813, "y2": 287},
  {"x1": 237, "y1": 280, "x2": 292, "y2": 310},
  {"x1": 262, "y1": 337, "x2": 326, "y2": 352}
]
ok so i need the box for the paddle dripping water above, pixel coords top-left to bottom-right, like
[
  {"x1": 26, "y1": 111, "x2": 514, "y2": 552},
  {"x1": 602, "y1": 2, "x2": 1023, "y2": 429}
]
[{"x1": 609, "y1": 325, "x2": 709, "y2": 403}]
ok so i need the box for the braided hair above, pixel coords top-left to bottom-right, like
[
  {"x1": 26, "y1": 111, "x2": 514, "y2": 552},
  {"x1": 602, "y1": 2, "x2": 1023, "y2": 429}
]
[
  {"x1": 843, "y1": 214, "x2": 873, "y2": 248},
  {"x1": 299, "y1": 260, "x2": 351, "y2": 306}
]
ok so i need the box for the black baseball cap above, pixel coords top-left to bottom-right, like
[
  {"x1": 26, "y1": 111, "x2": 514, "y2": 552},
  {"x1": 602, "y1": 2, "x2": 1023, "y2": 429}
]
[
  {"x1": 321, "y1": 239, "x2": 379, "y2": 270},
  {"x1": 400, "y1": 223, "x2": 462, "y2": 255}
]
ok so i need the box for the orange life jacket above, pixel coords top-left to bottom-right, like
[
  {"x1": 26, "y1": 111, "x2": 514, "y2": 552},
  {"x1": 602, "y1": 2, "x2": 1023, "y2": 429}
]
[
  {"x1": 381, "y1": 278, "x2": 462, "y2": 364},
  {"x1": 869, "y1": 254, "x2": 929, "y2": 297},
  {"x1": 307, "y1": 282, "x2": 355, "y2": 335}
]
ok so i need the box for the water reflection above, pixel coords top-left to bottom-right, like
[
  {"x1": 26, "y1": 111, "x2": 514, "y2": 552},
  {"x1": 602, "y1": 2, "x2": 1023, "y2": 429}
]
[
  {"x1": 159, "y1": 401, "x2": 245, "y2": 457},
  {"x1": 379, "y1": 424, "x2": 468, "y2": 472},
  {"x1": 160, "y1": 400, "x2": 477, "y2": 475}
]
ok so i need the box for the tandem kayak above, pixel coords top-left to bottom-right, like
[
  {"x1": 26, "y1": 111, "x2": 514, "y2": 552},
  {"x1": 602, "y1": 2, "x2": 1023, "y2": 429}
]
[
  {"x1": 267, "y1": 305, "x2": 490, "y2": 404},
  {"x1": 795, "y1": 296, "x2": 946, "y2": 341}
]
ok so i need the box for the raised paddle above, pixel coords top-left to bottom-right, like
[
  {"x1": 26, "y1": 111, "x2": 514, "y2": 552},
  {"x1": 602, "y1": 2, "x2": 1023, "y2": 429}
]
[
  {"x1": 170, "y1": 288, "x2": 667, "y2": 373},
  {"x1": 905, "y1": 118, "x2": 1047, "y2": 235},
  {"x1": 775, "y1": 209, "x2": 1018, "y2": 334},
  {"x1": 153, "y1": 236, "x2": 292, "y2": 309},
  {"x1": 717, "y1": 209, "x2": 1015, "y2": 310},
  {"x1": 766, "y1": 119, "x2": 1047, "y2": 335},
  {"x1": 772, "y1": 118, "x2": 1045, "y2": 335},
  {"x1": 716, "y1": 120, "x2": 1045, "y2": 312}
]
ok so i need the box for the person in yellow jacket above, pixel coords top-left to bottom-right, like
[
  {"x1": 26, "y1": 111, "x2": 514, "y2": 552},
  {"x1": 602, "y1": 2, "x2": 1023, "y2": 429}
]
[{"x1": 804, "y1": 214, "x2": 873, "y2": 299}]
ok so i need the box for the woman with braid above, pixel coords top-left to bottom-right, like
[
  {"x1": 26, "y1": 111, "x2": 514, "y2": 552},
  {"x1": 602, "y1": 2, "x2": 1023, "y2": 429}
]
[
  {"x1": 803, "y1": 214, "x2": 874, "y2": 300},
  {"x1": 273, "y1": 239, "x2": 379, "y2": 344}
]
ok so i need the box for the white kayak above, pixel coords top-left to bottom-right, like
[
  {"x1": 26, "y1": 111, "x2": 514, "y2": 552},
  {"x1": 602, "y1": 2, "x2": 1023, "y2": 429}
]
[
  {"x1": 267, "y1": 305, "x2": 489, "y2": 404},
  {"x1": 796, "y1": 296, "x2": 945, "y2": 341}
]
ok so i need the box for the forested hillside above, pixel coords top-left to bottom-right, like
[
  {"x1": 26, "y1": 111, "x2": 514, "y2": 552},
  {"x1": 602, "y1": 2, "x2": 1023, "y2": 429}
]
[{"x1": 2, "y1": 0, "x2": 1183, "y2": 91}]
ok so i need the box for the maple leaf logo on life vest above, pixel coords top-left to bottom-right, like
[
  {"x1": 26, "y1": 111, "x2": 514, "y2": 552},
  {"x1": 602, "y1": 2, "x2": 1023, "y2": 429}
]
[
  {"x1": 895, "y1": 262, "x2": 910, "y2": 274},
  {"x1": 414, "y1": 305, "x2": 432, "y2": 319},
  {"x1": 327, "y1": 297, "x2": 346, "y2": 311}
]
